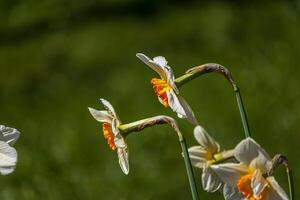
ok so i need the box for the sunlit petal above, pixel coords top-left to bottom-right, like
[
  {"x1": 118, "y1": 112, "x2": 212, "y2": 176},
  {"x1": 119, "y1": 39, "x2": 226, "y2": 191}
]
[
  {"x1": 188, "y1": 146, "x2": 210, "y2": 168},
  {"x1": 136, "y1": 53, "x2": 167, "y2": 80},
  {"x1": 193, "y1": 126, "x2": 220, "y2": 155},
  {"x1": 266, "y1": 176, "x2": 289, "y2": 200},
  {"x1": 211, "y1": 163, "x2": 248, "y2": 187},
  {"x1": 249, "y1": 152, "x2": 272, "y2": 174},
  {"x1": 153, "y1": 56, "x2": 168, "y2": 67},
  {"x1": 117, "y1": 147, "x2": 129, "y2": 175},
  {"x1": 202, "y1": 166, "x2": 223, "y2": 192},
  {"x1": 0, "y1": 141, "x2": 17, "y2": 175},
  {"x1": 251, "y1": 170, "x2": 268, "y2": 198},
  {"x1": 0, "y1": 125, "x2": 20, "y2": 146},
  {"x1": 223, "y1": 184, "x2": 246, "y2": 200},
  {"x1": 88, "y1": 107, "x2": 112, "y2": 123},
  {"x1": 234, "y1": 138, "x2": 271, "y2": 166}
]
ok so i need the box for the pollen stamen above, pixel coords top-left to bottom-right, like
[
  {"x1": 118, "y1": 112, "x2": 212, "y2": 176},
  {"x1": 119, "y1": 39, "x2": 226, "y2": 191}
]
[
  {"x1": 102, "y1": 122, "x2": 117, "y2": 150},
  {"x1": 151, "y1": 78, "x2": 172, "y2": 107}
]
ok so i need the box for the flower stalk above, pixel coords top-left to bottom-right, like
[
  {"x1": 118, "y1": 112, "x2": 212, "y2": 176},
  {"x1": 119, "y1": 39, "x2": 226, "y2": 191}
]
[
  {"x1": 175, "y1": 63, "x2": 251, "y2": 138},
  {"x1": 119, "y1": 116, "x2": 200, "y2": 200},
  {"x1": 269, "y1": 154, "x2": 295, "y2": 200}
]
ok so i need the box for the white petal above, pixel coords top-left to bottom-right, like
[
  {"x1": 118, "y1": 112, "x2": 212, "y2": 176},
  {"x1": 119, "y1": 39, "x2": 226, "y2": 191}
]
[
  {"x1": 111, "y1": 119, "x2": 126, "y2": 148},
  {"x1": 166, "y1": 90, "x2": 198, "y2": 124},
  {"x1": 266, "y1": 176, "x2": 289, "y2": 200},
  {"x1": 117, "y1": 147, "x2": 129, "y2": 175},
  {"x1": 177, "y1": 95, "x2": 198, "y2": 125},
  {"x1": 88, "y1": 107, "x2": 112, "y2": 123},
  {"x1": 234, "y1": 138, "x2": 271, "y2": 166},
  {"x1": 249, "y1": 151, "x2": 272, "y2": 174},
  {"x1": 202, "y1": 166, "x2": 223, "y2": 192},
  {"x1": 136, "y1": 53, "x2": 167, "y2": 80},
  {"x1": 0, "y1": 141, "x2": 17, "y2": 175},
  {"x1": 210, "y1": 163, "x2": 248, "y2": 187},
  {"x1": 188, "y1": 146, "x2": 210, "y2": 168},
  {"x1": 0, "y1": 125, "x2": 20, "y2": 146},
  {"x1": 251, "y1": 170, "x2": 268, "y2": 198},
  {"x1": 193, "y1": 126, "x2": 220, "y2": 155},
  {"x1": 223, "y1": 184, "x2": 246, "y2": 200},
  {"x1": 153, "y1": 56, "x2": 168, "y2": 67},
  {"x1": 99, "y1": 98, "x2": 117, "y2": 117},
  {"x1": 163, "y1": 65, "x2": 179, "y2": 94}
]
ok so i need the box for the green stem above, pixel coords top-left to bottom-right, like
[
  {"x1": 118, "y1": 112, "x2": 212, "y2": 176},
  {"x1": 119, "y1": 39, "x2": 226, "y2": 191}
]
[
  {"x1": 269, "y1": 154, "x2": 294, "y2": 200},
  {"x1": 180, "y1": 137, "x2": 200, "y2": 200},
  {"x1": 287, "y1": 168, "x2": 294, "y2": 200},
  {"x1": 175, "y1": 63, "x2": 251, "y2": 138},
  {"x1": 118, "y1": 116, "x2": 199, "y2": 200}
]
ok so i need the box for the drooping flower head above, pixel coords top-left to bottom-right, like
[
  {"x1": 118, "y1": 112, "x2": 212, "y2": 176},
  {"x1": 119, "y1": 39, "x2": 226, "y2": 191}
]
[
  {"x1": 0, "y1": 125, "x2": 20, "y2": 175},
  {"x1": 212, "y1": 138, "x2": 289, "y2": 200},
  {"x1": 88, "y1": 98, "x2": 129, "y2": 175},
  {"x1": 136, "y1": 53, "x2": 197, "y2": 125},
  {"x1": 188, "y1": 125, "x2": 228, "y2": 192}
]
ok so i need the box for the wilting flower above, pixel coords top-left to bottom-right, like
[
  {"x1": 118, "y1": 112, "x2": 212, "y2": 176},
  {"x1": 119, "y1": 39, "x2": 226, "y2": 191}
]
[
  {"x1": 212, "y1": 138, "x2": 289, "y2": 200},
  {"x1": 88, "y1": 98, "x2": 129, "y2": 175},
  {"x1": 188, "y1": 125, "x2": 228, "y2": 192},
  {"x1": 136, "y1": 53, "x2": 197, "y2": 125},
  {"x1": 0, "y1": 125, "x2": 20, "y2": 175}
]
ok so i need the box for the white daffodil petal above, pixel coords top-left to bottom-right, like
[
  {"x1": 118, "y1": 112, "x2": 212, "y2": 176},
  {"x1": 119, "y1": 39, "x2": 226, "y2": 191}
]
[
  {"x1": 111, "y1": 119, "x2": 127, "y2": 149},
  {"x1": 88, "y1": 107, "x2": 112, "y2": 123},
  {"x1": 188, "y1": 146, "x2": 210, "y2": 168},
  {"x1": 194, "y1": 126, "x2": 219, "y2": 154},
  {"x1": 99, "y1": 98, "x2": 118, "y2": 118},
  {"x1": 266, "y1": 176, "x2": 289, "y2": 200},
  {"x1": 211, "y1": 163, "x2": 248, "y2": 187},
  {"x1": 223, "y1": 184, "x2": 246, "y2": 200},
  {"x1": 166, "y1": 90, "x2": 186, "y2": 116},
  {"x1": 0, "y1": 141, "x2": 17, "y2": 175},
  {"x1": 202, "y1": 166, "x2": 223, "y2": 192},
  {"x1": 153, "y1": 56, "x2": 168, "y2": 67},
  {"x1": 249, "y1": 152, "x2": 272, "y2": 174},
  {"x1": 162, "y1": 65, "x2": 179, "y2": 94},
  {"x1": 0, "y1": 125, "x2": 20, "y2": 146},
  {"x1": 177, "y1": 95, "x2": 198, "y2": 125},
  {"x1": 136, "y1": 53, "x2": 167, "y2": 80},
  {"x1": 117, "y1": 147, "x2": 129, "y2": 175},
  {"x1": 251, "y1": 170, "x2": 268, "y2": 198},
  {"x1": 234, "y1": 138, "x2": 271, "y2": 166}
]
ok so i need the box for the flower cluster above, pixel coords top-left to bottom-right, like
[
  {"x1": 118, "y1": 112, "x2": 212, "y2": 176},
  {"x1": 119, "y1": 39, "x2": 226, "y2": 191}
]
[{"x1": 89, "y1": 53, "x2": 292, "y2": 200}]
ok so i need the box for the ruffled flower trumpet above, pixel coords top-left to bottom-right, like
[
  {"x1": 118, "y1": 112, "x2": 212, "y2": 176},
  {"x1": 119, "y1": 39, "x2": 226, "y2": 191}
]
[
  {"x1": 212, "y1": 138, "x2": 289, "y2": 200},
  {"x1": 136, "y1": 53, "x2": 197, "y2": 125}
]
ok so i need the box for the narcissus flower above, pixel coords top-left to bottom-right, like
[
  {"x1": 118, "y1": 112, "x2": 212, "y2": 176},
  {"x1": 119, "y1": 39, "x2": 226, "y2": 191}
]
[
  {"x1": 212, "y1": 138, "x2": 289, "y2": 200},
  {"x1": 88, "y1": 99, "x2": 129, "y2": 175},
  {"x1": 188, "y1": 125, "x2": 229, "y2": 192},
  {"x1": 136, "y1": 53, "x2": 197, "y2": 125},
  {"x1": 0, "y1": 125, "x2": 20, "y2": 175}
]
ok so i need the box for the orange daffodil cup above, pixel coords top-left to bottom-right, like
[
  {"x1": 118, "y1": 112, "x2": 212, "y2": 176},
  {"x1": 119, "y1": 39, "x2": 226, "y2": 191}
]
[
  {"x1": 212, "y1": 138, "x2": 289, "y2": 200},
  {"x1": 88, "y1": 98, "x2": 129, "y2": 175},
  {"x1": 136, "y1": 53, "x2": 197, "y2": 125},
  {"x1": 0, "y1": 125, "x2": 20, "y2": 175}
]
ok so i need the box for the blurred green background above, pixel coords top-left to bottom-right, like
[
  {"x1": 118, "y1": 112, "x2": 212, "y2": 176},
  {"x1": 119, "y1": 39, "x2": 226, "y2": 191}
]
[{"x1": 0, "y1": 0, "x2": 299, "y2": 199}]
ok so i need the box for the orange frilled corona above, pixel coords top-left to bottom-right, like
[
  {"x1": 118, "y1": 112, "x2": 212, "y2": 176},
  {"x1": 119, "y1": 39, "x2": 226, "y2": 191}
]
[
  {"x1": 102, "y1": 122, "x2": 117, "y2": 150},
  {"x1": 150, "y1": 78, "x2": 172, "y2": 107},
  {"x1": 237, "y1": 173, "x2": 267, "y2": 200}
]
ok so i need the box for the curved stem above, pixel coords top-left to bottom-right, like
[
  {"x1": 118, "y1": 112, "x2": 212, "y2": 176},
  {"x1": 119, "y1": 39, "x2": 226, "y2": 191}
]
[
  {"x1": 269, "y1": 155, "x2": 294, "y2": 200},
  {"x1": 118, "y1": 116, "x2": 199, "y2": 200},
  {"x1": 175, "y1": 63, "x2": 251, "y2": 138}
]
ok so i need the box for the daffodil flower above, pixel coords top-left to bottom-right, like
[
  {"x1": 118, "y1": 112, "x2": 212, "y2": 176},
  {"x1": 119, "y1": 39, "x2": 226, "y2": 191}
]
[
  {"x1": 211, "y1": 138, "x2": 289, "y2": 200},
  {"x1": 0, "y1": 125, "x2": 20, "y2": 175},
  {"x1": 188, "y1": 125, "x2": 230, "y2": 192},
  {"x1": 88, "y1": 98, "x2": 129, "y2": 175},
  {"x1": 136, "y1": 53, "x2": 197, "y2": 125}
]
